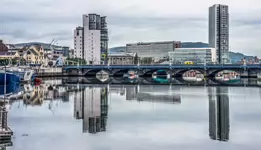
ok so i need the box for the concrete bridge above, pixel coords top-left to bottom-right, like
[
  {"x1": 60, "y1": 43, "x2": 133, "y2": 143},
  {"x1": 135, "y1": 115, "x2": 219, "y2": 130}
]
[{"x1": 63, "y1": 64, "x2": 261, "y2": 78}]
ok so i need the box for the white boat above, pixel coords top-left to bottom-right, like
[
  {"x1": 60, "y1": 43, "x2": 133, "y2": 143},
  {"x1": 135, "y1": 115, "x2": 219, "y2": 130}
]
[
  {"x1": 4, "y1": 67, "x2": 36, "y2": 82},
  {"x1": 183, "y1": 76, "x2": 203, "y2": 82}
]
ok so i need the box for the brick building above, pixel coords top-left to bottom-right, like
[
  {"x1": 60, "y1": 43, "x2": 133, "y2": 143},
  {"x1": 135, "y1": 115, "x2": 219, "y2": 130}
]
[{"x1": 0, "y1": 40, "x2": 8, "y2": 52}]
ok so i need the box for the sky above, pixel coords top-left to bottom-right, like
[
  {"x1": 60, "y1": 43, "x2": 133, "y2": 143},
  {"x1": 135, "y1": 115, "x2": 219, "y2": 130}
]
[{"x1": 1, "y1": 0, "x2": 261, "y2": 56}]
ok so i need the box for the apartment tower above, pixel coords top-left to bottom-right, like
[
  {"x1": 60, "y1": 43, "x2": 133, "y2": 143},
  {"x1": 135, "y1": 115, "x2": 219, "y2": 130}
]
[
  {"x1": 209, "y1": 4, "x2": 229, "y2": 64},
  {"x1": 74, "y1": 14, "x2": 108, "y2": 64}
]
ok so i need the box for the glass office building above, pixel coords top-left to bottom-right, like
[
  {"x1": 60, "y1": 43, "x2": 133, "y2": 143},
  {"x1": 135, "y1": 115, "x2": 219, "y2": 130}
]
[
  {"x1": 126, "y1": 41, "x2": 181, "y2": 64},
  {"x1": 169, "y1": 48, "x2": 217, "y2": 64}
]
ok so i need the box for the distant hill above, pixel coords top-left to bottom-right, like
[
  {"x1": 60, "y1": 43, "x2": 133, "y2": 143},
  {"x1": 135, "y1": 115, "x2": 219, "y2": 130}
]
[
  {"x1": 11, "y1": 42, "x2": 69, "y2": 49},
  {"x1": 229, "y1": 51, "x2": 257, "y2": 63},
  {"x1": 181, "y1": 42, "x2": 209, "y2": 48},
  {"x1": 109, "y1": 46, "x2": 126, "y2": 53}
]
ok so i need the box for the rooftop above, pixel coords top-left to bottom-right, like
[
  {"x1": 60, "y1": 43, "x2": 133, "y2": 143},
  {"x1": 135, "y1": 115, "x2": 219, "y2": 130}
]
[
  {"x1": 126, "y1": 41, "x2": 181, "y2": 46},
  {"x1": 0, "y1": 52, "x2": 17, "y2": 56},
  {"x1": 174, "y1": 47, "x2": 215, "y2": 50},
  {"x1": 108, "y1": 52, "x2": 137, "y2": 57}
]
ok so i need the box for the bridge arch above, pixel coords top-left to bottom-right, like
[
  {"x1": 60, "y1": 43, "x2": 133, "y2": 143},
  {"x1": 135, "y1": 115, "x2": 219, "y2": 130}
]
[
  {"x1": 173, "y1": 69, "x2": 205, "y2": 77},
  {"x1": 112, "y1": 69, "x2": 129, "y2": 76},
  {"x1": 66, "y1": 68, "x2": 80, "y2": 75},
  {"x1": 208, "y1": 69, "x2": 241, "y2": 77},
  {"x1": 83, "y1": 69, "x2": 109, "y2": 76},
  {"x1": 142, "y1": 69, "x2": 170, "y2": 77}
]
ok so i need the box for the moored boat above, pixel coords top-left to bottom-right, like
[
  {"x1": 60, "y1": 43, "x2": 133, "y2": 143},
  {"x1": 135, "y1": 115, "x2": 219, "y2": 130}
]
[
  {"x1": 4, "y1": 67, "x2": 36, "y2": 83},
  {"x1": 0, "y1": 70, "x2": 20, "y2": 85}
]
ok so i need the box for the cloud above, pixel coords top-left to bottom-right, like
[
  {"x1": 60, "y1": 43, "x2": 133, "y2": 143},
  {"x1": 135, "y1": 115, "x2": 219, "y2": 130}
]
[{"x1": 1, "y1": 0, "x2": 261, "y2": 56}]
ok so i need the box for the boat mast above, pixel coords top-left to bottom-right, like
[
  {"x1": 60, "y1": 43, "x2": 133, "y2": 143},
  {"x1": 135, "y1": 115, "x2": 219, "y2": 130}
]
[{"x1": 4, "y1": 61, "x2": 6, "y2": 108}]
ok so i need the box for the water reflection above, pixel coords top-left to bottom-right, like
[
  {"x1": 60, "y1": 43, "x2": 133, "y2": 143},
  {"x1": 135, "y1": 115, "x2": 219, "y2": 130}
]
[
  {"x1": 5, "y1": 78, "x2": 261, "y2": 149},
  {"x1": 73, "y1": 87, "x2": 108, "y2": 134},
  {"x1": 0, "y1": 106, "x2": 13, "y2": 150},
  {"x1": 62, "y1": 76, "x2": 261, "y2": 87},
  {"x1": 6, "y1": 81, "x2": 231, "y2": 140},
  {"x1": 208, "y1": 87, "x2": 230, "y2": 141},
  {"x1": 125, "y1": 85, "x2": 181, "y2": 104}
]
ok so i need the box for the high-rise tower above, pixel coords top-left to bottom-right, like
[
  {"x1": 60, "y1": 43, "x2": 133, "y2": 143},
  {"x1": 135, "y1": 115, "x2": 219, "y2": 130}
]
[
  {"x1": 73, "y1": 14, "x2": 108, "y2": 64},
  {"x1": 209, "y1": 4, "x2": 229, "y2": 64}
]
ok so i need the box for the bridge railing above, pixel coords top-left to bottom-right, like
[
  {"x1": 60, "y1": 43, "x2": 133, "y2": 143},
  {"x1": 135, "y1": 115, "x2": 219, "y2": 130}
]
[{"x1": 62, "y1": 64, "x2": 261, "y2": 70}]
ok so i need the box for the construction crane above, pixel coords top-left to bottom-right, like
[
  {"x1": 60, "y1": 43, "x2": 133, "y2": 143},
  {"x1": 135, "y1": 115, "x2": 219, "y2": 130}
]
[
  {"x1": 48, "y1": 38, "x2": 55, "y2": 50},
  {"x1": 47, "y1": 38, "x2": 60, "y2": 67}
]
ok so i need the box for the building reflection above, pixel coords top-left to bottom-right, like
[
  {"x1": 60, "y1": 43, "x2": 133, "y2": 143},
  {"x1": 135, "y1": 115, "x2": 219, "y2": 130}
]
[
  {"x1": 126, "y1": 86, "x2": 138, "y2": 100},
  {"x1": 0, "y1": 139, "x2": 13, "y2": 150},
  {"x1": 109, "y1": 85, "x2": 125, "y2": 95},
  {"x1": 208, "y1": 87, "x2": 230, "y2": 141},
  {"x1": 74, "y1": 87, "x2": 109, "y2": 134},
  {"x1": 8, "y1": 80, "x2": 75, "y2": 107},
  {"x1": 23, "y1": 85, "x2": 44, "y2": 106},
  {"x1": 125, "y1": 85, "x2": 181, "y2": 104},
  {"x1": 5, "y1": 80, "x2": 232, "y2": 139}
]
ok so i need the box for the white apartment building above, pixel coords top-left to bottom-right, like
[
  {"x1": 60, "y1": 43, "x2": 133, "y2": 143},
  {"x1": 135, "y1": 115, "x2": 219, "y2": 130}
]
[
  {"x1": 73, "y1": 27, "x2": 83, "y2": 59},
  {"x1": 74, "y1": 14, "x2": 108, "y2": 65},
  {"x1": 209, "y1": 4, "x2": 229, "y2": 64}
]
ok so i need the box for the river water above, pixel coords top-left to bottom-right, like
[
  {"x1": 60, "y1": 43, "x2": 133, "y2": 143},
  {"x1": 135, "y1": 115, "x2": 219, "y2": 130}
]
[{"x1": 3, "y1": 78, "x2": 261, "y2": 150}]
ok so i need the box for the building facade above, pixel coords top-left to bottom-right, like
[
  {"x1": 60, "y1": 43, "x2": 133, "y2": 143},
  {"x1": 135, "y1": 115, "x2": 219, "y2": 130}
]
[
  {"x1": 168, "y1": 48, "x2": 217, "y2": 64},
  {"x1": 100, "y1": 16, "x2": 109, "y2": 64},
  {"x1": 0, "y1": 52, "x2": 20, "y2": 60},
  {"x1": 108, "y1": 53, "x2": 138, "y2": 65},
  {"x1": 74, "y1": 14, "x2": 108, "y2": 65},
  {"x1": 22, "y1": 45, "x2": 46, "y2": 65},
  {"x1": 126, "y1": 41, "x2": 181, "y2": 64},
  {"x1": 209, "y1": 4, "x2": 229, "y2": 64},
  {"x1": 0, "y1": 40, "x2": 8, "y2": 53},
  {"x1": 74, "y1": 27, "x2": 84, "y2": 59}
]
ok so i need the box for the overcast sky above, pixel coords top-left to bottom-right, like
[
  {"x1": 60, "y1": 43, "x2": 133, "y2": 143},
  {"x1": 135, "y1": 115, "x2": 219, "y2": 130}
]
[{"x1": 1, "y1": 0, "x2": 261, "y2": 56}]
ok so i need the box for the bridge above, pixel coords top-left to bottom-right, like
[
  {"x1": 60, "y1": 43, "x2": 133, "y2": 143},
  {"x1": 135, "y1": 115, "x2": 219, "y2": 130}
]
[{"x1": 63, "y1": 64, "x2": 261, "y2": 78}]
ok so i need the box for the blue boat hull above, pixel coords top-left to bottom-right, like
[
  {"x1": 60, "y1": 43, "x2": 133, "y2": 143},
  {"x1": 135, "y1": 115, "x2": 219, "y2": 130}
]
[
  {"x1": 0, "y1": 72, "x2": 20, "y2": 85},
  {"x1": 0, "y1": 83, "x2": 20, "y2": 95}
]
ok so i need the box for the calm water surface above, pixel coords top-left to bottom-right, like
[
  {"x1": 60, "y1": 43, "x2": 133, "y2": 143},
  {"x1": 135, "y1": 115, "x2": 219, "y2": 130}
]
[{"x1": 4, "y1": 79, "x2": 261, "y2": 150}]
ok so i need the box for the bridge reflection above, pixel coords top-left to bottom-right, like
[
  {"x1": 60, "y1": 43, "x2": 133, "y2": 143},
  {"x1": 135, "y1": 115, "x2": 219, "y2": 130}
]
[{"x1": 61, "y1": 76, "x2": 261, "y2": 87}]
